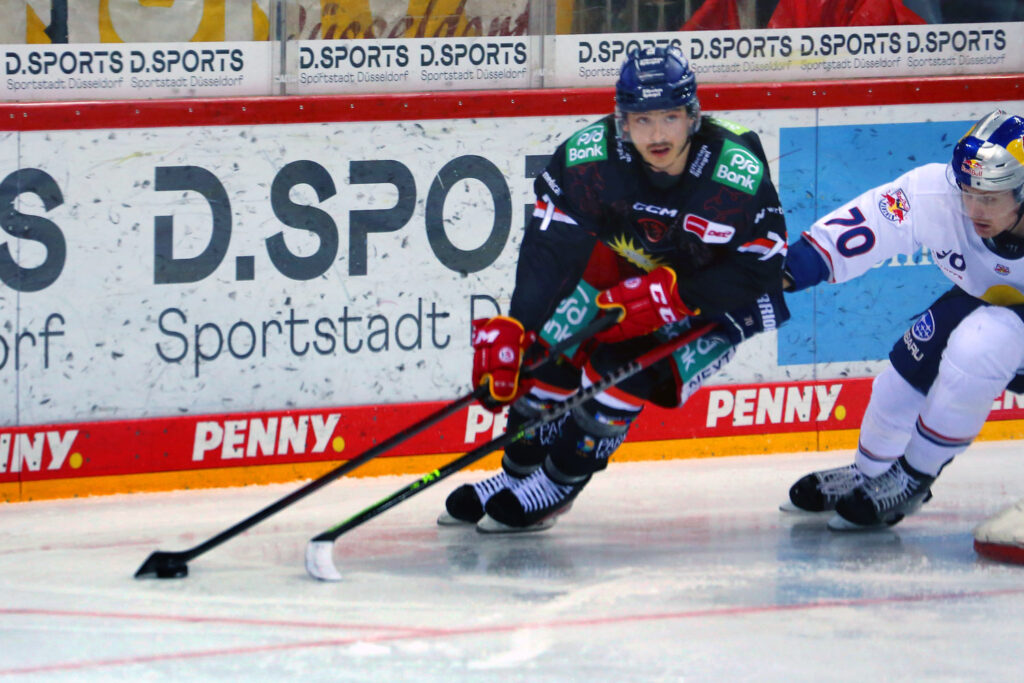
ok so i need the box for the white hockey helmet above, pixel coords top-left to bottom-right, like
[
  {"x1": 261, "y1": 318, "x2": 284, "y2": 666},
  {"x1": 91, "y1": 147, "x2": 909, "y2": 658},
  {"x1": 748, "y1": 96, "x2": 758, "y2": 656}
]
[{"x1": 951, "y1": 110, "x2": 1024, "y2": 203}]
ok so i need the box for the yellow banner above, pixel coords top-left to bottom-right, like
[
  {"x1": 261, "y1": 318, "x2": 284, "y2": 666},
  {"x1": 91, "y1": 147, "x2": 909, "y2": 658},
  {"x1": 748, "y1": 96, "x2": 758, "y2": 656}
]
[
  {"x1": 6, "y1": 0, "x2": 270, "y2": 43},
  {"x1": 320, "y1": 0, "x2": 533, "y2": 39}
]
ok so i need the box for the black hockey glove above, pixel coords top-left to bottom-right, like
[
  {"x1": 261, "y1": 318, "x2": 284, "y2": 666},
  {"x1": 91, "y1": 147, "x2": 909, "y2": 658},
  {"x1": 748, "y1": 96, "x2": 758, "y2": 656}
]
[{"x1": 710, "y1": 290, "x2": 790, "y2": 345}]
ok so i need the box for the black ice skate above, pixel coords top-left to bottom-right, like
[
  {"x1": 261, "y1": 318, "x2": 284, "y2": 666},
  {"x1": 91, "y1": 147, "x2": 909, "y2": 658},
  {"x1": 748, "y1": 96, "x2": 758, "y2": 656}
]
[
  {"x1": 477, "y1": 466, "x2": 590, "y2": 533},
  {"x1": 438, "y1": 470, "x2": 521, "y2": 526},
  {"x1": 828, "y1": 456, "x2": 936, "y2": 531},
  {"x1": 781, "y1": 464, "x2": 864, "y2": 513}
]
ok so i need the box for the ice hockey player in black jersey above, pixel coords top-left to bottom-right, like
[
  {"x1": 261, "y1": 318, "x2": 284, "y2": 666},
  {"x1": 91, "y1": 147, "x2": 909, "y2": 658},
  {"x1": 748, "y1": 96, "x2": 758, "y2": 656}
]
[
  {"x1": 781, "y1": 110, "x2": 1024, "y2": 530},
  {"x1": 439, "y1": 46, "x2": 790, "y2": 533}
]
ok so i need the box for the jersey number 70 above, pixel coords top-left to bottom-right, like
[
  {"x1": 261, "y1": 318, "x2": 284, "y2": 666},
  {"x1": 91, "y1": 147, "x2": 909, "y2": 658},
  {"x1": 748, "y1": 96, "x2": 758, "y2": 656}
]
[{"x1": 826, "y1": 207, "x2": 876, "y2": 257}]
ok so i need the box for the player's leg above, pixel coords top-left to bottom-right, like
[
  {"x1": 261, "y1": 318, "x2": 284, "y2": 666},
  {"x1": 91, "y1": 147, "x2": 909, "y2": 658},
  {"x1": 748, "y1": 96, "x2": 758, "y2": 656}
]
[
  {"x1": 480, "y1": 328, "x2": 738, "y2": 532},
  {"x1": 783, "y1": 288, "x2": 979, "y2": 514},
  {"x1": 439, "y1": 367, "x2": 580, "y2": 526},
  {"x1": 439, "y1": 270, "x2": 607, "y2": 527},
  {"x1": 833, "y1": 305, "x2": 1024, "y2": 529},
  {"x1": 783, "y1": 364, "x2": 925, "y2": 512},
  {"x1": 477, "y1": 343, "x2": 646, "y2": 533}
]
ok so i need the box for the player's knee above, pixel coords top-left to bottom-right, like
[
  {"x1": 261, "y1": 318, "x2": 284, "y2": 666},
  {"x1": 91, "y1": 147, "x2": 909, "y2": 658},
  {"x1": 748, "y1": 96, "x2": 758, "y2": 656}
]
[
  {"x1": 859, "y1": 364, "x2": 924, "y2": 455},
  {"x1": 945, "y1": 306, "x2": 1024, "y2": 380}
]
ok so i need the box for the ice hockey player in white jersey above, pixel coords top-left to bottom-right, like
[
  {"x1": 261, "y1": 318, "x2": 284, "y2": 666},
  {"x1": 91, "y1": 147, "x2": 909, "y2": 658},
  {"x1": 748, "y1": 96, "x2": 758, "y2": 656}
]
[{"x1": 782, "y1": 109, "x2": 1024, "y2": 530}]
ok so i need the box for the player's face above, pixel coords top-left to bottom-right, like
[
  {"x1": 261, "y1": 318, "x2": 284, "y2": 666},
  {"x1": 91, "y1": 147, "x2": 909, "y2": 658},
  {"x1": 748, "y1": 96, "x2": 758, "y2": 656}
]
[
  {"x1": 623, "y1": 108, "x2": 693, "y2": 176},
  {"x1": 960, "y1": 185, "x2": 1024, "y2": 238}
]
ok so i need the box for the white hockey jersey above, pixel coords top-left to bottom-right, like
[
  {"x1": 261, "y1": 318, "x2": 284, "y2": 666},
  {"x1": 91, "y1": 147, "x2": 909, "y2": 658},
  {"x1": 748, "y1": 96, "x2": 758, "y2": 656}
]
[{"x1": 803, "y1": 163, "x2": 1024, "y2": 306}]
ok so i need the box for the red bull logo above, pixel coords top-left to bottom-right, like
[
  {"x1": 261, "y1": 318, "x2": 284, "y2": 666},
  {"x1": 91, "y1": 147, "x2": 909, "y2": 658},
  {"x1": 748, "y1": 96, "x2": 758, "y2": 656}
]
[
  {"x1": 961, "y1": 158, "x2": 984, "y2": 177},
  {"x1": 878, "y1": 188, "x2": 910, "y2": 224}
]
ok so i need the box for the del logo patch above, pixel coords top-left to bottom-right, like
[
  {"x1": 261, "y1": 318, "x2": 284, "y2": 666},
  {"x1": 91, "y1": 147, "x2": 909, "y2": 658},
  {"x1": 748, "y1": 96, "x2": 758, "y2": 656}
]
[
  {"x1": 911, "y1": 310, "x2": 935, "y2": 342},
  {"x1": 683, "y1": 214, "x2": 735, "y2": 243},
  {"x1": 878, "y1": 188, "x2": 911, "y2": 224},
  {"x1": 566, "y1": 123, "x2": 608, "y2": 167}
]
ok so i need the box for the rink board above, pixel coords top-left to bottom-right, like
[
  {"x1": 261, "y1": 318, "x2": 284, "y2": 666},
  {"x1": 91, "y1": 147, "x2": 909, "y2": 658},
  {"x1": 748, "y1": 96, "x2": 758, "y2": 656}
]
[
  {"x1": 2, "y1": 77, "x2": 1023, "y2": 500},
  {"x1": 3, "y1": 376, "x2": 1023, "y2": 501}
]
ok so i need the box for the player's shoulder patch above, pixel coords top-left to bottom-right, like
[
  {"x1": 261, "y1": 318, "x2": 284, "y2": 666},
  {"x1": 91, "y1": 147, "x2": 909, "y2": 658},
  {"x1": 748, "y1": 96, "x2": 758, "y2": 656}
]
[
  {"x1": 711, "y1": 139, "x2": 764, "y2": 195},
  {"x1": 707, "y1": 117, "x2": 750, "y2": 136},
  {"x1": 565, "y1": 120, "x2": 609, "y2": 167},
  {"x1": 877, "y1": 187, "x2": 911, "y2": 224},
  {"x1": 911, "y1": 310, "x2": 935, "y2": 342}
]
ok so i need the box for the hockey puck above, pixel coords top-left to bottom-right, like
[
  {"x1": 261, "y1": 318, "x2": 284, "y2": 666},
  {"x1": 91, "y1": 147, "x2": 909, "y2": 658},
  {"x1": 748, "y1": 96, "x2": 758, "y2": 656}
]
[{"x1": 155, "y1": 563, "x2": 189, "y2": 578}]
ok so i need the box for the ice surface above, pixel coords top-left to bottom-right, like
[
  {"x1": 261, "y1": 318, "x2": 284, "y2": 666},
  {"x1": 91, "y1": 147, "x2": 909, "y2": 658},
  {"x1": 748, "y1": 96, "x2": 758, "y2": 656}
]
[{"x1": 2, "y1": 442, "x2": 1022, "y2": 681}]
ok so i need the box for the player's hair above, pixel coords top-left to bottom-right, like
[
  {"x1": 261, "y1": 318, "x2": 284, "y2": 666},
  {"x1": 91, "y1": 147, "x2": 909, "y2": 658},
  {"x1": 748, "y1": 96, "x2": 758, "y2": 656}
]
[
  {"x1": 951, "y1": 110, "x2": 1024, "y2": 204},
  {"x1": 614, "y1": 46, "x2": 700, "y2": 141}
]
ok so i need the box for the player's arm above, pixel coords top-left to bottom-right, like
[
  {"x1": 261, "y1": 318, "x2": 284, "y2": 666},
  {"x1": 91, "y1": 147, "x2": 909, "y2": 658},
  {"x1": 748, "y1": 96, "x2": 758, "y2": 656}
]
[
  {"x1": 472, "y1": 188, "x2": 596, "y2": 411},
  {"x1": 783, "y1": 236, "x2": 832, "y2": 292},
  {"x1": 787, "y1": 169, "x2": 923, "y2": 291},
  {"x1": 508, "y1": 195, "x2": 597, "y2": 332},
  {"x1": 507, "y1": 162, "x2": 600, "y2": 333}
]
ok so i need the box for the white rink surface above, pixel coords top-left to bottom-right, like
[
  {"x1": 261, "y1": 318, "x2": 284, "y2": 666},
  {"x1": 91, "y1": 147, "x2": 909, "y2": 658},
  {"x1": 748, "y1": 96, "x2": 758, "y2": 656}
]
[{"x1": 2, "y1": 442, "x2": 1023, "y2": 682}]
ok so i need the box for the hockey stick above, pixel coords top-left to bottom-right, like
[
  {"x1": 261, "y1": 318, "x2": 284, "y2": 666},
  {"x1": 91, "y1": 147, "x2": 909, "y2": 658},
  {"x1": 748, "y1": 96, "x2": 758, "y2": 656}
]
[
  {"x1": 305, "y1": 322, "x2": 717, "y2": 581},
  {"x1": 134, "y1": 314, "x2": 615, "y2": 579}
]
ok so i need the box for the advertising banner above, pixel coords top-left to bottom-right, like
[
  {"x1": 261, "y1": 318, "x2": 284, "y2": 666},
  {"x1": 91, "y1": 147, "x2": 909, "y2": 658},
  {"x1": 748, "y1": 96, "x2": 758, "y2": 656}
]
[
  {"x1": 2, "y1": 41, "x2": 273, "y2": 100},
  {"x1": 3, "y1": 374, "x2": 1022, "y2": 501},
  {"x1": 1, "y1": 0, "x2": 270, "y2": 44},
  {"x1": 290, "y1": 35, "x2": 536, "y2": 94},
  {"x1": 0, "y1": 113, "x2": 598, "y2": 425},
  {"x1": 553, "y1": 23, "x2": 1024, "y2": 87}
]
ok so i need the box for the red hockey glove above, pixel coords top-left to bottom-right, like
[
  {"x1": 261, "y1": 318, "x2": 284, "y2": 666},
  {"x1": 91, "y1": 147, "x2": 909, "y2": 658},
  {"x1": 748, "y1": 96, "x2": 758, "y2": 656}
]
[
  {"x1": 471, "y1": 316, "x2": 534, "y2": 412},
  {"x1": 594, "y1": 266, "x2": 698, "y2": 343}
]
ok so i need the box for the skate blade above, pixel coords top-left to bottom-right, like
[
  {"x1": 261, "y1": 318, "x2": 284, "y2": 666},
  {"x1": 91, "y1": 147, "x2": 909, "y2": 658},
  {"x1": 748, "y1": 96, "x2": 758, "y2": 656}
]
[
  {"x1": 827, "y1": 514, "x2": 888, "y2": 532},
  {"x1": 437, "y1": 511, "x2": 478, "y2": 527},
  {"x1": 779, "y1": 500, "x2": 832, "y2": 514},
  {"x1": 476, "y1": 513, "x2": 557, "y2": 534}
]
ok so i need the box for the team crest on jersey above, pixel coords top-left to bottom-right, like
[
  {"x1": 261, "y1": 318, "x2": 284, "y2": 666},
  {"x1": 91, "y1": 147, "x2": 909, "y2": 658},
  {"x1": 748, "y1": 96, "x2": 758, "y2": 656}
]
[
  {"x1": 878, "y1": 188, "x2": 910, "y2": 224},
  {"x1": 995, "y1": 264, "x2": 1011, "y2": 275},
  {"x1": 638, "y1": 218, "x2": 669, "y2": 243},
  {"x1": 911, "y1": 310, "x2": 935, "y2": 342},
  {"x1": 683, "y1": 214, "x2": 735, "y2": 243}
]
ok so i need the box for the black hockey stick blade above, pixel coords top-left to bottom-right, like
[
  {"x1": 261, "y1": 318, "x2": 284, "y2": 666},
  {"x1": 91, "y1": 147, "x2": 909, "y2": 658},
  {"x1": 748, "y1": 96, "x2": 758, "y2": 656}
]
[
  {"x1": 305, "y1": 322, "x2": 717, "y2": 581},
  {"x1": 135, "y1": 314, "x2": 615, "y2": 579},
  {"x1": 135, "y1": 550, "x2": 190, "y2": 579}
]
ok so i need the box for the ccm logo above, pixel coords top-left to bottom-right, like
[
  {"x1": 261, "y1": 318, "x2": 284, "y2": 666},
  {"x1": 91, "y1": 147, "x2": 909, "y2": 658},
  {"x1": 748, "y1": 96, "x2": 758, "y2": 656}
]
[
  {"x1": 683, "y1": 214, "x2": 735, "y2": 244},
  {"x1": 648, "y1": 283, "x2": 680, "y2": 323}
]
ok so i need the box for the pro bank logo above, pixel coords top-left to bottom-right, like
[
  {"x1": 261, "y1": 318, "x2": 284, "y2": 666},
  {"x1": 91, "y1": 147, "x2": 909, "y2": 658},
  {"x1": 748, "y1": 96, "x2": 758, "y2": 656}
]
[
  {"x1": 712, "y1": 140, "x2": 763, "y2": 195},
  {"x1": 566, "y1": 123, "x2": 607, "y2": 167}
]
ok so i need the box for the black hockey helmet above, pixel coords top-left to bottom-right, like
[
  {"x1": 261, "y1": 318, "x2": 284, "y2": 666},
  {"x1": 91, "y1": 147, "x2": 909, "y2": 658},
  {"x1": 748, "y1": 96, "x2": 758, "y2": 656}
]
[
  {"x1": 616, "y1": 46, "x2": 699, "y2": 114},
  {"x1": 615, "y1": 46, "x2": 700, "y2": 139}
]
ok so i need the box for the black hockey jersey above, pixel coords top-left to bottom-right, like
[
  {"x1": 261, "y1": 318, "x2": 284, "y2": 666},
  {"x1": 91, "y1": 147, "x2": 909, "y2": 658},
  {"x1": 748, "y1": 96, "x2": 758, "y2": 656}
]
[{"x1": 509, "y1": 114, "x2": 788, "y2": 333}]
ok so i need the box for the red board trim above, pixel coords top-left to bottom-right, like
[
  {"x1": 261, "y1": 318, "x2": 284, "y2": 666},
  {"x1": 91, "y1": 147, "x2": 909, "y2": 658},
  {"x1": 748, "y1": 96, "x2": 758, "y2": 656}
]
[{"x1": 2, "y1": 74, "x2": 1022, "y2": 131}]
